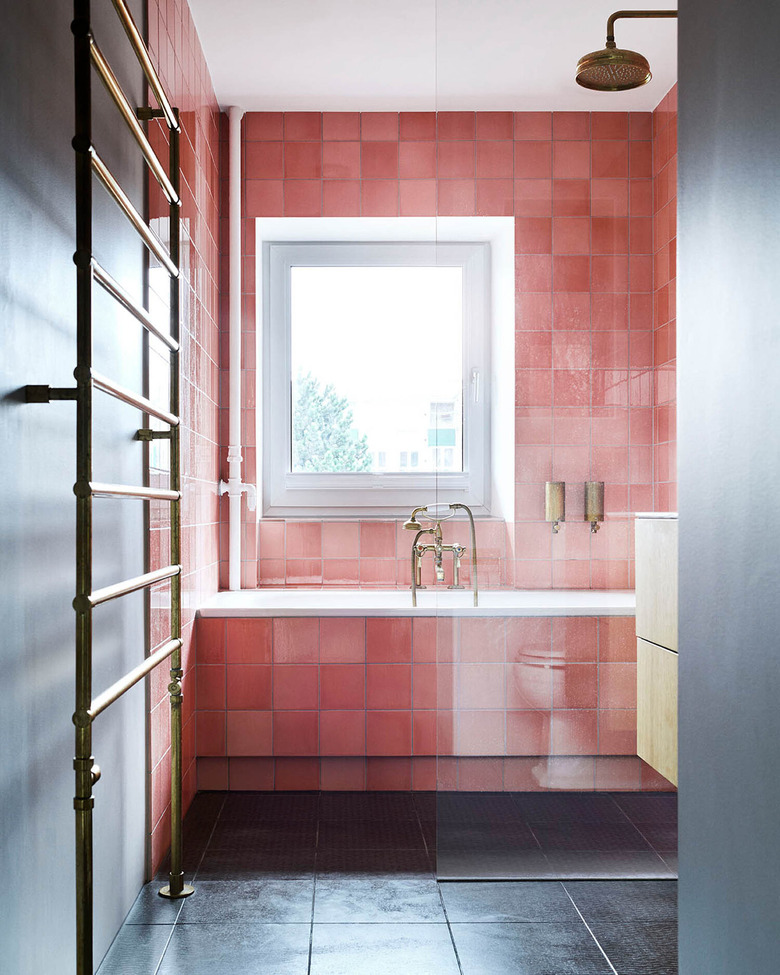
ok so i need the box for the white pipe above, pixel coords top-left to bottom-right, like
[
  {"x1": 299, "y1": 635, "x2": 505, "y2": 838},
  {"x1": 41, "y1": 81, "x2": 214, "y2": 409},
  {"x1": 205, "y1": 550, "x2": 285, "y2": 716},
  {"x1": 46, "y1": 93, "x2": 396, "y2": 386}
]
[{"x1": 219, "y1": 106, "x2": 256, "y2": 590}]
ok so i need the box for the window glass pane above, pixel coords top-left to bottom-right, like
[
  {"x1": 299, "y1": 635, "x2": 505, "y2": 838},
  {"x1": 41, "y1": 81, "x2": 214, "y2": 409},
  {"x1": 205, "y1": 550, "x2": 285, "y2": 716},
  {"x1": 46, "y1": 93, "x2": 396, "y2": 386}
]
[{"x1": 290, "y1": 265, "x2": 463, "y2": 473}]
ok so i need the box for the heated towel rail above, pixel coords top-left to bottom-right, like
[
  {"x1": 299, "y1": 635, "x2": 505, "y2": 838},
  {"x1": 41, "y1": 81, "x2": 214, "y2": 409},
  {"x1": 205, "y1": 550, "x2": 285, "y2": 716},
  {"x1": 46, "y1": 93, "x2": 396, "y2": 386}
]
[{"x1": 26, "y1": 2, "x2": 192, "y2": 972}]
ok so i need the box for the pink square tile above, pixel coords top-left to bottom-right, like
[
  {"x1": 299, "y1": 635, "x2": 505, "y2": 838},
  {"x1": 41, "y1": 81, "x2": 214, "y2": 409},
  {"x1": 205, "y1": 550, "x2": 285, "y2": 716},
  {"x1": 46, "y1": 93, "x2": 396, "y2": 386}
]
[
  {"x1": 592, "y1": 255, "x2": 629, "y2": 292},
  {"x1": 197, "y1": 617, "x2": 225, "y2": 664},
  {"x1": 284, "y1": 180, "x2": 321, "y2": 217},
  {"x1": 320, "y1": 757, "x2": 366, "y2": 790},
  {"x1": 226, "y1": 664, "x2": 272, "y2": 710},
  {"x1": 322, "y1": 141, "x2": 360, "y2": 178},
  {"x1": 229, "y1": 757, "x2": 275, "y2": 790},
  {"x1": 513, "y1": 179, "x2": 552, "y2": 216},
  {"x1": 226, "y1": 619, "x2": 272, "y2": 664},
  {"x1": 437, "y1": 141, "x2": 475, "y2": 178},
  {"x1": 412, "y1": 711, "x2": 437, "y2": 755},
  {"x1": 552, "y1": 293, "x2": 590, "y2": 329},
  {"x1": 551, "y1": 444, "x2": 590, "y2": 481},
  {"x1": 367, "y1": 618, "x2": 412, "y2": 663},
  {"x1": 322, "y1": 559, "x2": 360, "y2": 585},
  {"x1": 258, "y1": 520, "x2": 285, "y2": 559},
  {"x1": 320, "y1": 711, "x2": 365, "y2": 756},
  {"x1": 552, "y1": 617, "x2": 598, "y2": 662},
  {"x1": 552, "y1": 217, "x2": 590, "y2": 255},
  {"x1": 399, "y1": 141, "x2": 437, "y2": 178},
  {"x1": 553, "y1": 369, "x2": 590, "y2": 408},
  {"x1": 630, "y1": 140, "x2": 653, "y2": 178},
  {"x1": 412, "y1": 618, "x2": 437, "y2": 663},
  {"x1": 599, "y1": 662, "x2": 637, "y2": 708},
  {"x1": 284, "y1": 112, "x2": 321, "y2": 141},
  {"x1": 598, "y1": 710, "x2": 637, "y2": 755},
  {"x1": 274, "y1": 757, "x2": 320, "y2": 790},
  {"x1": 550, "y1": 710, "x2": 597, "y2": 754},
  {"x1": 552, "y1": 179, "x2": 590, "y2": 217},
  {"x1": 591, "y1": 178, "x2": 629, "y2": 217},
  {"x1": 458, "y1": 663, "x2": 505, "y2": 709},
  {"x1": 630, "y1": 179, "x2": 653, "y2": 216},
  {"x1": 285, "y1": 559, "x2": 323, "y2": 585},
  {"x1": 400, "y1": 112, "x2": 436, "y2": 140},
  {"x1": 640, "y1": 760, "x2": 676, "y2": 792},
  {"x1": 411, "y1": 663, "x2": 437, "y2": 709},
  {"x1": 515, "y1": 255, "x2": 552, "y2": 291},
  {"x1": 506, "y1": 654, "x2": 552, "y2": 710},
  {"x1": 458, "y1": 758, "x2": 504, "y2": 792},
  {"x1": 593, "y1": 755, "x2": 640, "y2": 790},
  {"x1": 284, "y1": 142, "x2": 322, "y2": 179},
  {"x1": 593, "y1": 292, "x2": 629, "y2": 330},
  {"x1": 244, "y1": 180, "x2": 284, "y2": 217},
  {"x1": 437, "y1": 111, "x2": 475, "y2": 140},
  {"x1": 552, "y1": 141, "x2": 590, "y2": 179},
  {"x1": 514, "y1": 142, "x2": 552, "y2": 179},
  {"x1": 360, "y1": 112, "x2": 398, "y2": 140},
  {"x1": 553, "y1": 112, "x2": 590, "y2": 140},
  {"x1": 553, "y1": 663, "x2": 597, "y2": 708},
  {"x1": 286, "y1": 522, "x2": 322, "y2": 558},
  {"x1": 323, "y1": 112, "x2": 360, "y2": 140},
  {"x1": 515, "y1": 444, "x2": 553, "y2": 481},
  {"x1": 245, "y1": 141, "x2": 283, "y2": 178},
  {"x1": 515, "y1": 217, "x2": 552, "y2": 254},
  {"x1": 457, "y1": 711, "x2": 505, "y2": 756},
  {"x1": 360, "y1": 521, "x2": 396, "y2": 558},
  {"x1": 514, "y1": 112, "x2": 552, "y2": 140},
  {"x1": 366, "y1": 711, "x2": 412, "y2": 756},
  {"x1": 197, "y1": 710, "x2": 226, "y2": 756},
  {"x1": 273, "y1": 618, "x2": 319, "y2": 663},
  {"x1": 320, "y1": 618, "x2": 365, "y2": 663},
  {"x1": 476, "y1": 111, "x2": 513, "y2": 140},
  {"x1": 198, "y1": 757, "x2": 228, "y2": 791},
  {"x1": 244, "y1": 113, "x2": 282, "y2": 141},
  {"x1": 592, "y1": 217, "x2": 629, "y2": 254},
  {"x1": 592, "y1": 113, "x2": 629, "y2": 140},
  {"x1": 553, "y1": 255, "x2": 590, "y2": 291},
  {"x1": 592, "y1": 141, "x2": 629, "y2": 178},
  {"x1": 361, "y1": 141, "x2": 398, "y2": 178},
  {"x1": 322, "y1": 522, "x2": 360, "y2": 558},
  {"x1": 551, "y1": 330, "x2": 590, "y2": 369},
  {"x1": 226, "y1": 710, "x2": 272, "y2": 756},
  {"x1": 273, "y1": 711, "x2": 319, "y2": 756},
  {"x1": 361, "y1": 180, "x2": 398, "y2": 216},
  {"x1": 366, "y1": 758, "x2": 412, "y2": 790},
  {"x1": 476, "y1": 141, "x2": 513, "y2": 178},
  {"x1": 516, "y1": 292, "x2": 552, "y2": 330},
  {"x1": 476, "y1": 179, "x2": 513, "y2": 216},
  {"x1": 359, "y1": 559, "x2": 397, "y2": 587},
  {"x1": 321, "y1": 664, "x2": 365, "y2": 709},
  {"x1": 367, "y1": 663, "x2": 412, "y2": 709},
  {"x1": 630, "y1": 113, "x2": 653, "y2": 140},
  {"x1": 322, "y1": 180, "x2": 361, "y2": 216},
  {"x1": 400, "y1": 179, "x2": 436, "y2": 216},
  {"x1": 515, "y1": 332, "x2": 552, "y2": 369},
  {"x1": 553, "y1": 560, "x2": 591, "y2": 589},
  {"x1": 506, "y1": 710, "x2": 551, "y2": 755},
  {"x1": 197, "y1": 665, "x2": 225, "y2": 711},
  {"x1": 515, "y1": 369, "x2": 552, "y2": 408},
  {"x1": 274, "y1": 663, "x2": 318, "y2": 710}
]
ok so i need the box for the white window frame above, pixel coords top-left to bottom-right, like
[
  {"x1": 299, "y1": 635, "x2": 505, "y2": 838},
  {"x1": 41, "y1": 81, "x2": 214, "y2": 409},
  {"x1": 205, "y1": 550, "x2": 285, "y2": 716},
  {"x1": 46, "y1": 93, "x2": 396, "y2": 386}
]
[{"x1": 262, "y1": 239, "x2": 491, "y2": 517}]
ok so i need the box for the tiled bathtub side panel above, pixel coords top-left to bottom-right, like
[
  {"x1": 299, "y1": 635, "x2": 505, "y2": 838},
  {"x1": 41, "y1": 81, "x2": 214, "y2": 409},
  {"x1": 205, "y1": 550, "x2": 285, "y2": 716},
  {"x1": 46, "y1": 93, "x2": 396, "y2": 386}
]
[{"x1": 194, "y1": 613, "x2": 670, "y2": 790}]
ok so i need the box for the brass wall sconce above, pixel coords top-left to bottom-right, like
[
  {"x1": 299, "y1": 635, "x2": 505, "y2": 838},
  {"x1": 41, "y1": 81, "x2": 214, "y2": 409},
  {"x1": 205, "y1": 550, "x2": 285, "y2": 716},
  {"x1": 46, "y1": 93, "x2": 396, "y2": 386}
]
[
  {"x1": 585, "y1": 481, "x2": 605, "y2": 533},
  {"x1": 545, "y1": 481, "x2": 565, "y2": 533}
]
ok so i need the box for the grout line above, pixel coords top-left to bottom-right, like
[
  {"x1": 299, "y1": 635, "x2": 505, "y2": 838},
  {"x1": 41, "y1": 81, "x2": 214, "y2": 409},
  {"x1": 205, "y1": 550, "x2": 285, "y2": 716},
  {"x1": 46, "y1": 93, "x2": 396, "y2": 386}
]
[{"x1": 560, "y1": 884, "x2": 619, "y2": 975}]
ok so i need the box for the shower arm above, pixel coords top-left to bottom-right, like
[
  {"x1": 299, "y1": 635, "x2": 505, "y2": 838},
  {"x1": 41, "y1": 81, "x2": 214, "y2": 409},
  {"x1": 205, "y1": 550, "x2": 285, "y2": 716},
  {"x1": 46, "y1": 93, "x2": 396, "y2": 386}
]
[
  {"x1": 450, "y1": 503, "x2": 479, "y2": 607},
  {"x1": 605, "y1": 10, "x2": 678, "y2": 47}
]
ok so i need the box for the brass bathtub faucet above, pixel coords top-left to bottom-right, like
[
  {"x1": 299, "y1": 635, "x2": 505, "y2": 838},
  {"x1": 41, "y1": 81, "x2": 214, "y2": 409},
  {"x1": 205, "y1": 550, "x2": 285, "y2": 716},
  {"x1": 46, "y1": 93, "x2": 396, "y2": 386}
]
[{"x1": 403, "y1": 503, "x2": 479, "y2": 608}]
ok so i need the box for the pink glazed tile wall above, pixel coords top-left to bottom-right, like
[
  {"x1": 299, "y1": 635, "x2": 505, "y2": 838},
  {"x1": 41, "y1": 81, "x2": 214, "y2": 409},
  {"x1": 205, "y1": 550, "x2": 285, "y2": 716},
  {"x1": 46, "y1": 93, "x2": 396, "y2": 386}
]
[
  {"x1": 194, "y1": 613, "x2": 673, "y2": 792},
  {"x1": 219, "y1": 109, "x2": 670, "y2": 590},
  {"x1": 147, "y1": 0, "x2": 222, "y2": 871},
  {"x1": 653, "y1": 87, "x2": 677, "y2": 511}
]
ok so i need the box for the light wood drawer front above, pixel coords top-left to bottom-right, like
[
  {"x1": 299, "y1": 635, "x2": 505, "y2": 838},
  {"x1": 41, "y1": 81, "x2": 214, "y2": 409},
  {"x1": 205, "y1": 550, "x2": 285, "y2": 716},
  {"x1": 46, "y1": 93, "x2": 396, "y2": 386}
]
[
  {"x1": 635, "y1": 518, "x2": 678, "y2": 652},
  {"x1": 637, "y1": 637, "x2": 678, "y2": 786}
]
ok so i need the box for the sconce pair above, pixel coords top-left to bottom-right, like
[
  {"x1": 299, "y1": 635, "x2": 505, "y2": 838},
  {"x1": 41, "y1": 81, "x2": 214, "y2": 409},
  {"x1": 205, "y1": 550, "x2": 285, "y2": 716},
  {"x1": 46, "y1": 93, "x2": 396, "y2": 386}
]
[{"x1": 545, "y1": 481, "x2": 604, "y2": 534}]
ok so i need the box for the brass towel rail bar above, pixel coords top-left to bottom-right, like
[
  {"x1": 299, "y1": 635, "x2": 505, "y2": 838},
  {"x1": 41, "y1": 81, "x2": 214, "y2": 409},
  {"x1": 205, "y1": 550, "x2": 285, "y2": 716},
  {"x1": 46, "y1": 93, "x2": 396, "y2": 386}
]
[{"x1": 25, "y1": 2, "x2": 191, "y2": 972}]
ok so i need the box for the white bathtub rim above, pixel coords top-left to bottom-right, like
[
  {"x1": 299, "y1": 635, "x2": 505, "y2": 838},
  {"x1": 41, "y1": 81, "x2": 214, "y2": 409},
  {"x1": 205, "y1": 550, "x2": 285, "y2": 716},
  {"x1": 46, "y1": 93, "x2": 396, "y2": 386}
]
[{"x1": 197, "y1": 588, "x2": 635, "y2": 617}]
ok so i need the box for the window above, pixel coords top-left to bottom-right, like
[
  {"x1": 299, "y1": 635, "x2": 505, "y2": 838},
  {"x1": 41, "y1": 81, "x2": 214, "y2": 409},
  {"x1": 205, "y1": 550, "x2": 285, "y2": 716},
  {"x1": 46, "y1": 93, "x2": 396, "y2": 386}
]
[{"x1": 263, "y1": 240, "x2": 490, "y2": 516}]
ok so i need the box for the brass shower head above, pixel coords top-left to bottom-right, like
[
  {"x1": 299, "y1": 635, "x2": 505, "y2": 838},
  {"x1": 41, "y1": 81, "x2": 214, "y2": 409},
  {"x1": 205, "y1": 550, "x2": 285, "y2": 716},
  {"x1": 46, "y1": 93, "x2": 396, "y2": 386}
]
[
  {"x1": 576, "y1": 9, "x2": 677, "y2": 93},
  {"x1": 403, "y1": 507, "x2": 426, "y2": 531}
]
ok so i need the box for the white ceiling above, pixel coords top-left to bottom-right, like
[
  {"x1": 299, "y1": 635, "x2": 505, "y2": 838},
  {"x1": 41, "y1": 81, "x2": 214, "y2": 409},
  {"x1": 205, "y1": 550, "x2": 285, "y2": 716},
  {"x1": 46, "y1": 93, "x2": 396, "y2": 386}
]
[{"x1": 189, "y1": 0, "x2": 677, "y2": 113}]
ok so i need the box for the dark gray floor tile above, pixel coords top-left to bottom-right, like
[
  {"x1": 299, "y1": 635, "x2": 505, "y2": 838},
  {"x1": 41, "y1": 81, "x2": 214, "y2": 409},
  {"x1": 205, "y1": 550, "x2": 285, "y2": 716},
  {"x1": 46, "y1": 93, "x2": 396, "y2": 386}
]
[
  {"x1": 310, "y1": 922, "x2": 460, "y2": 975},
  {"x1": 635, "y1": 825, "x2": 677, "y2": 852},
  {"x1": 564, "y1": 881, "x2": 677, "y2": 923},
  {"x1": 208, "y1": 822, "x2": 318, "y2": 852},
  {"x1": 451, "y1": 921, "x2": 613, "y2": 974},
  {"x1": 220, "y1": 792, "x2": 319, "y2": 823},
  {"x1": 530, "y1": 823, "x2": 652, "y2": 852},
  {"x1": 516, "y1": 793, "x2": 627, "y2": 825},
  {"x1": 437, "y1": 793, "x2": 526, "y2": 825},
  {"x1": 317, "y1": 848, "x2": 434, "y2": 876},
  {"x1": 157, "y1": 922, "x2": 311, "y2": 974},
  {"x1": 176, "y1": 879, "x2": 314, "y2": 923},
  {"x1": 125, "y1": 882, "x2": 184, "y2": 924},
  {"x1": 437, "y1": 823, "x2": 539, "y2": 853},
  {"x1": 320, "y1": 791, "x2": 418, "y2": 821},
  {"x1": 546, "y1": 852, "x2": 674, "y2": 880},
  {"x1": 195, "y1": 847, "x2": 316, "y2": 880},
  {"x1": 436, "y1": 849, "x2": 552, "y2": 881},
  {"x1": 317, "y1": 819, "x2": 426, "y2": 851},
  {"x1": 96, "y1": 924, "x2": 172, "y2": 974},
  {"x1": 440, "y1": 881, "x2": 579, "y2": 923},
  {"x1": 313, "y1": 875, "x2": 445, "y2": 923},
  {"x1": 413, "y1": 792, "x2": 438, "y2": 822},
  {"x1": 591, "y1": 921, "x2": 678, "y2": 974},
  {"x1": 612, "y1": 794, "x2": 677, "y2": 825}
]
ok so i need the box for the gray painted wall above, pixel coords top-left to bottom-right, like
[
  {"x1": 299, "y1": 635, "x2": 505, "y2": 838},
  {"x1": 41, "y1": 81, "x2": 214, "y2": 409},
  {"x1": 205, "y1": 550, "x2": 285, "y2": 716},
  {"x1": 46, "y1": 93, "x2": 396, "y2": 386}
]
[
  {"x1": 0, "y1": 1, "x2": 152, "y2": 970},
  {"x1": 678, "y1": 1, "x2": 780, "y2": 971}
]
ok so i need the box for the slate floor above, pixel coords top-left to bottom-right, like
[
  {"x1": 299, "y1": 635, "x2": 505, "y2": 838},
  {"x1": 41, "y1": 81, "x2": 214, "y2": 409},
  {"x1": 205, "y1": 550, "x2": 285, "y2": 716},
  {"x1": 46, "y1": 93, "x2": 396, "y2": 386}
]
[{"x1": 99, "y1": 791, "x2": 678, "y2": 975}]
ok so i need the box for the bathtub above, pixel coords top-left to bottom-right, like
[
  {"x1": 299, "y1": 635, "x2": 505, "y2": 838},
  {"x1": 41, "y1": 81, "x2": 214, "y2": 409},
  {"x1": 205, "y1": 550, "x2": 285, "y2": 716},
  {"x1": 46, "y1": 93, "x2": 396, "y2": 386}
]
[{"x1": 198, "y1": 588, "x2": 635, "y2": 618}]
